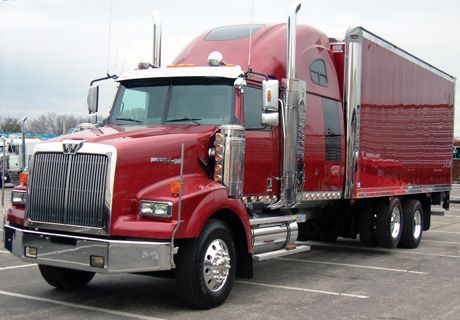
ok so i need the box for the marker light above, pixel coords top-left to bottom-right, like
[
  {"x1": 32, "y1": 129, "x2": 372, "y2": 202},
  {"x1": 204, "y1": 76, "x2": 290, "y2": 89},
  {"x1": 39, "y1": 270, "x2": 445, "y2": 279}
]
[
  {"x1": 170, "y1": 181, "x2": 180, "y2": 195},
  {"x1": 167, "y1": 63, "x2": 197, "y2": 68},
  {"x1": 213, "y1": 132, "x2": 224, "y2": 183},
  {"x1": 208, "y1": 51, "x2": 224, "y2": 66},
  {"x1": 19, "y1": 172, "x2": 28, "y2": 186}
]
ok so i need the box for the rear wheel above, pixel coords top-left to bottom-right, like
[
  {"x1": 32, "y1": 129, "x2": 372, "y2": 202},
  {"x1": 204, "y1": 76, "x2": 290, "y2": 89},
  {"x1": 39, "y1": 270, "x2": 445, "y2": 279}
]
[
  {"x1": 376, "y1": 198, "x2": 403, "y2": 248},
  {"x1": 176, "y1": 219, "x2": 236, "y2": 309},
  {"x1": 38, "y1": 265, "x2": 95, "y2": 289},
  {"x1": 399, "y1": 199, "x2": 423, "y2": 248}
]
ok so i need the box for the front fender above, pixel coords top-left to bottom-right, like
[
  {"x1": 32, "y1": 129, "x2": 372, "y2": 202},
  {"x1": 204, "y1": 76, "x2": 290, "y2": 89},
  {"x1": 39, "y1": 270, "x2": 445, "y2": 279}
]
[
  {"x1": 180, "y1": 187, "x2": 252, "y2": 252},
  {"x1": 135, "y1": 174, "x2": 252, "y2": 252}
]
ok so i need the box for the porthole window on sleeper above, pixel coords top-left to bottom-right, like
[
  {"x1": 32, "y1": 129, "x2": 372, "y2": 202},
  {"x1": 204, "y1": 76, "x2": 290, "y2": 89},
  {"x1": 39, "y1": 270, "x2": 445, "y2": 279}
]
[{"x1": 310, "y1": 59, "x2": 328, "y2": 87}]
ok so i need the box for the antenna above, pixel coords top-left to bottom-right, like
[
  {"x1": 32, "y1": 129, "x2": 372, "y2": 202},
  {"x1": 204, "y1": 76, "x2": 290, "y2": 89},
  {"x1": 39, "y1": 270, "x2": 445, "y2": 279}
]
[
  {"x1": 106, "y1": 0, "x2": 114, "y2": 74},
  {"x1": 247, "y1": 0, "x2": 255, "y2": 69}
]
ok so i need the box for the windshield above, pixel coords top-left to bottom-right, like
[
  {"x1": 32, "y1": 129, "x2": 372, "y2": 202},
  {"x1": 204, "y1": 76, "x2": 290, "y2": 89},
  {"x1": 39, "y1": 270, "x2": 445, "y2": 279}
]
[{"x1": 108, "y1": 77, "x2": 236, "y2": 125}]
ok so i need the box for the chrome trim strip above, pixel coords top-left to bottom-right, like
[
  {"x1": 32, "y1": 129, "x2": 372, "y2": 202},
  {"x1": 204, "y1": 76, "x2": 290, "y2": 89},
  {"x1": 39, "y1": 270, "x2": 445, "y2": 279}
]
[
  {"x1": 356, "y1": 184, "x2": 451, "y2": 198},
  {"x1": 296, "y1": 191, "x2": 342, "y2": 201},
  {"x1": 4, "y1": 225, "x2": 173, "y2": 273},
  {"x1": 343, "y1": 29, "x2": 363, "y2": 199},
  {"x1": 242, "y1": 195, "x2": 278, "y2": 206}
]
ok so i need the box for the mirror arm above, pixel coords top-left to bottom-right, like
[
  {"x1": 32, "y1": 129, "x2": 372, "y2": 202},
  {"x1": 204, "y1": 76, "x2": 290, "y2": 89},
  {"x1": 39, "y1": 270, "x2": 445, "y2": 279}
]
[
  {"x1": 90, "y1": 73, "x2": 118, "y2": 86},
  {"x1": 244, "y1": 69, "x2": 269, "y2": 81}
]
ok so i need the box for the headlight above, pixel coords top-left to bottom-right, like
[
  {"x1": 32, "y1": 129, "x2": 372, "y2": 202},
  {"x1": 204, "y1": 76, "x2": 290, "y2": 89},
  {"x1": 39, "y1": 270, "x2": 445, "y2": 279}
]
[
  {"x1": 139, "y1": 201, "x2": 172, "y2": 218},
  {"x1": 11, "y1": 191, "x2": 26, "y2": 206}
]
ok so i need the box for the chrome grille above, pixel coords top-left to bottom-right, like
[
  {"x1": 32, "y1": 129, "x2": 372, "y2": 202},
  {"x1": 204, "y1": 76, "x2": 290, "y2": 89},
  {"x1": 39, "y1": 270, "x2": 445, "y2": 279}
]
[{"x1": 27, "y1": 152, "x2": 109, "y2": 228}]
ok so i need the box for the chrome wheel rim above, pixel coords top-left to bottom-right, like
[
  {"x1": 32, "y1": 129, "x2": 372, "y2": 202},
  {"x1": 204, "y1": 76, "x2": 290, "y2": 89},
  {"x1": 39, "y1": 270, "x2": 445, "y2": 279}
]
[
  {"x1": 390, "y1": 206, "x2": 401, "y2": 239},
  {"x1": 413, "y1": 209, "x2": 422, "y2": 239},
  {"x1": 203, "y1": 239, "x2": 231, "y2": 292}
]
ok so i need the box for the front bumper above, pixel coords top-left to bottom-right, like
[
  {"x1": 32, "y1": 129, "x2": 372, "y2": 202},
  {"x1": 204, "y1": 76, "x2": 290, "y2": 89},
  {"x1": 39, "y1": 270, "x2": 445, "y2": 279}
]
[{"x1": 4, "y1": 225, "x2": 174, "y2": 273}]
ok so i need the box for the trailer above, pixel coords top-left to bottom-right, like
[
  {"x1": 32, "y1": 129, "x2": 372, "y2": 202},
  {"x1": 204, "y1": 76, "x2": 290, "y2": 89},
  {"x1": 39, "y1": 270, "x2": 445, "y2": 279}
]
[{"x1": 4, "y1": 2, "x2": 455, "y2": 309}]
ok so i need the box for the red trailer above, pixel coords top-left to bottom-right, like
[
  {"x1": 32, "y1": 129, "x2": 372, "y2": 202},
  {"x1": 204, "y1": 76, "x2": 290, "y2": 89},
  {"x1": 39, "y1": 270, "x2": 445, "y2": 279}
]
[
  {"x1": 452, "y1": 143, "x2": 460, "y2": 183},
  {"x1": 4, "y1": 2, "x2": 455, "y2": 309}
]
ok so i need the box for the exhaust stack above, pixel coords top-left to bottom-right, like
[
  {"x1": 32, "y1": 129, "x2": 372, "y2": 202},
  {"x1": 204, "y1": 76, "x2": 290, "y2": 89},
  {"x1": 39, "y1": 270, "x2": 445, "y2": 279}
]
[
  {"x1": 287, "y1": 1, "x2": 301, "y2": 79},
  {"x1": 271, "y1": 1, "x2": 306, "y2": 210},
  {"x1": 152, "y1": 11, "x2": 162, "y2": 68}
]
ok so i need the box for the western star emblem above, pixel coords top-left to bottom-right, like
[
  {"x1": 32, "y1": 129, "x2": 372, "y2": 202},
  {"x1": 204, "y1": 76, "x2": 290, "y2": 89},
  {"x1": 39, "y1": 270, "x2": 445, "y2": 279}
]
[{"x1": 63, "y1": 142, "x2": 83, "y2": 155}]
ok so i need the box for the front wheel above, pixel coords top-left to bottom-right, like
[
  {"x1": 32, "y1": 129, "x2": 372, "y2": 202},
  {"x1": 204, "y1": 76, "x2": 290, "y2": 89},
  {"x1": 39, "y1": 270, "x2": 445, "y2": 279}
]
[
  {"x1": 38, "y1": 265, "x2": 95, "y2": 290},
  {"x1": 176, "y1": 219, "x2": 236, "y2": 309}
]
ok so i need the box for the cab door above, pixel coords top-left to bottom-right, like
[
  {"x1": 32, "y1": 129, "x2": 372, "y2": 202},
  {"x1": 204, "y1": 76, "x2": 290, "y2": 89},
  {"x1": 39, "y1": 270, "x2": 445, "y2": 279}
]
[{"x1": 242, "y1": 86, "x2": 280, "y2": 198}]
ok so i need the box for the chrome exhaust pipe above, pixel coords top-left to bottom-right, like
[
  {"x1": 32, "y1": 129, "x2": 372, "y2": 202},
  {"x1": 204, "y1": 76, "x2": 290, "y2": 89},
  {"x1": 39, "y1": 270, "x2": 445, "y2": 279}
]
[
  {"x1": 152, "y1": 11, "x2": 162, "y2": 68},
  {"x1": 286, "y1": 1, "x2": 301, "y2": 79},
  {"x1": 271, "y1": 1, "x2": 304, "y2": 210}
]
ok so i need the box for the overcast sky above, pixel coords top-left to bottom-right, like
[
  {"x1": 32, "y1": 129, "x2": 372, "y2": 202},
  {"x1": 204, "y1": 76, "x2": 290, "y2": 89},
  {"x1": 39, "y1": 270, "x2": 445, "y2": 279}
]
[{"x1": 1, "y1": 0, "x2": 459, "y2": 135}]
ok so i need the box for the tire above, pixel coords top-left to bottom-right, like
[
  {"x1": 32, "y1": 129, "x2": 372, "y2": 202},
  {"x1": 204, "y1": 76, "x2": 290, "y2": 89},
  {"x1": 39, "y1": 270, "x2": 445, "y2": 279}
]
[
  {"x1": 359, "y1": 204, "x2": 377, "y2": 247},
  {"x1": 399, "y1": 199, "x2": 423, "y2": 249},
  {"x1": 375, "y1": 198, "x2": 403, "y2": 248},
  {"x1": 38, "y1": 265, "x2": 95, "y2": 290},
  {"x1": 176, "y1": 219, "x2": 236, "y2": 309}
]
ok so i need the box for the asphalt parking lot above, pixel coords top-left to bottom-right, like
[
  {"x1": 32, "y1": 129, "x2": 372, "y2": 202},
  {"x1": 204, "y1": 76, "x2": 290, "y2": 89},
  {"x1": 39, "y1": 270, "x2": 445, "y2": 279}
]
[{"x1": 1, "y1": 186, "x2": 460, "y2": 319}]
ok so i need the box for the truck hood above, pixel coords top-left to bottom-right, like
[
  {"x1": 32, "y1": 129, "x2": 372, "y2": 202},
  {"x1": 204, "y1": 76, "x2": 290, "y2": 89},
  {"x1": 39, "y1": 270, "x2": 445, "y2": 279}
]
[
  {"x1": 47, "y1": 125, "x2": 218, "y2": 225},
  {"x1": 53, "y1": 124, "x2": 218, "y2": 146}
]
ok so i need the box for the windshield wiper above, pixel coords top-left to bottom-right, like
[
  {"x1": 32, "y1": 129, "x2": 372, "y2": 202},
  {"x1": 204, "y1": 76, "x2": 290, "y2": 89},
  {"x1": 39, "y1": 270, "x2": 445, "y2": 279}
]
[
  {"x1": 166, "y1": 117, "x2": 202, "y2": 125},
  {"x1": 115, "y1": 117, "x2": 142, "y2": 123}
]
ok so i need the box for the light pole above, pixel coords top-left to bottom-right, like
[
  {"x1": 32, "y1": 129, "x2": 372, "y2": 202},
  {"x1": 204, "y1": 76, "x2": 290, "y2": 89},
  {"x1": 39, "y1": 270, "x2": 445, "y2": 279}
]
[
  {"x1": 17, "y1": 116, "x2": 27, "y2": 170},
  {"x1": 1, "y1": 136, "x2": 6, "y2": 227}
]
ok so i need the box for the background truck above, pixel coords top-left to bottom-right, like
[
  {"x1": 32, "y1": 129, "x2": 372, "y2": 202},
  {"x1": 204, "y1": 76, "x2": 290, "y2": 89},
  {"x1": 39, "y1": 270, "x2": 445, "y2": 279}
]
[
  {"x1": 3, "y1": 2, "x2": 455, "y2": 309},
  {"x1": 0, "y1": 138, "x2": 41, "y2": 186}
]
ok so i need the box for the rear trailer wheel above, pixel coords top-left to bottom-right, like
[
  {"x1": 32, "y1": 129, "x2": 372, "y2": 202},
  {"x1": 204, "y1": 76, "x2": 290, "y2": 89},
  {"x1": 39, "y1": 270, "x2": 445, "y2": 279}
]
[
  {"x1": 176, "y1": 219, "x2": 236, "y2": 309},
  {"x1": 38, "y1": 265, "x2": 95, "y2": 290},
  {"x1": 376, "y1": 198, "x2": 403, "y2": 248},
  {"x1": 399, "y1": 199, "x2": 423, "y2": 248}
]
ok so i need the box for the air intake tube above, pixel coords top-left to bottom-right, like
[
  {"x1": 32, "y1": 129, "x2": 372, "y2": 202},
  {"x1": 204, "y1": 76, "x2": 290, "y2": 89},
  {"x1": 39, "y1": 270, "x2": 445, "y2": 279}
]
[{"x1": 213, "y1": 125, "x2": 246, "y2": 198}]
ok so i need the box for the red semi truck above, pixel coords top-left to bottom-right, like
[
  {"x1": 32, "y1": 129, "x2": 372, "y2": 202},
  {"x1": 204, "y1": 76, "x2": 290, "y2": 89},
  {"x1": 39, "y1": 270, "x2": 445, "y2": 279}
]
[{"x1": 4, "y1": 3, "x2": 455, "y2": 309}]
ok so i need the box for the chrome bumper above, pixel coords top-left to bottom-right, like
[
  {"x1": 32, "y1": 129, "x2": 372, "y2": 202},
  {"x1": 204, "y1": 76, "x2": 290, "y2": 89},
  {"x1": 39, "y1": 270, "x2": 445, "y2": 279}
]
[{"x1": 4, "y1": 225, "x2": 174, "y2": 273}]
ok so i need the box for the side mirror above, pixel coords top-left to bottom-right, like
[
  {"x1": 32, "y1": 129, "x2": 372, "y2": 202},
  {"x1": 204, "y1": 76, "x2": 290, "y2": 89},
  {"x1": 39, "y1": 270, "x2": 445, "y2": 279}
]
[
  {"x1": 87, "y1": 86, "x2": 99, "y2": 114},
  {"x1": 234, "y1": 77, "x2": 247, "y2": 93},
  {"x1": 262, "y1": 79, "x2": 279, "y2": 112}
]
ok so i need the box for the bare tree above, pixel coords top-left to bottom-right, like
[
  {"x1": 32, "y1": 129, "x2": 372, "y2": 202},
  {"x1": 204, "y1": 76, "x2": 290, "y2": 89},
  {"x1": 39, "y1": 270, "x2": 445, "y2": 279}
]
[
  {"x1": 0, "y1": 117, "x2": 21, "y2": 132},
  {"x1": 26, "y1": 113, "x2": 88, "y2": 135},
  {"x1": 27, "y1": 114, "x2": 49, "y2": 134}
]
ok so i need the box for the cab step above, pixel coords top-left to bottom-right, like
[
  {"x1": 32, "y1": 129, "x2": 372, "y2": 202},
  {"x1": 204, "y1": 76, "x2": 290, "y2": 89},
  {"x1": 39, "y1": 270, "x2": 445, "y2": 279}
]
[{"x1": 253, "y1": 244, "x2": 311, "y2": 262}]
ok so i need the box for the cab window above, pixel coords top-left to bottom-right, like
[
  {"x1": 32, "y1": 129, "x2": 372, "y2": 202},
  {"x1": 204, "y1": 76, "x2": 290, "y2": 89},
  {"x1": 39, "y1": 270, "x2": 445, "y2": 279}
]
[{"x1": 244, "y1": 87, "x2": 265, "y2": 130}]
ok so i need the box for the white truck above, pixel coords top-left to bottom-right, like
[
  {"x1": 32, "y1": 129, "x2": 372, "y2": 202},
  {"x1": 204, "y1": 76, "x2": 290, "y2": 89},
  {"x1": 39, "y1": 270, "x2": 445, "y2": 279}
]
[{"x1": 1, "y1": 138, "x2": 41, "y2": 186}]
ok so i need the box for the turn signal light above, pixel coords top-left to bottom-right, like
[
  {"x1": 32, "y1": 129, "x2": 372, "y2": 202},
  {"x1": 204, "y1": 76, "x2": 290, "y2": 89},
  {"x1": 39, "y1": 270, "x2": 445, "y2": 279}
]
[
  {"x1": 170, "y1": 181, "x2": 181, "y2": 195},
  {"x1": 19, "y1": 172, "x2": 28, "y2": 186}
]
